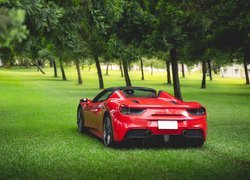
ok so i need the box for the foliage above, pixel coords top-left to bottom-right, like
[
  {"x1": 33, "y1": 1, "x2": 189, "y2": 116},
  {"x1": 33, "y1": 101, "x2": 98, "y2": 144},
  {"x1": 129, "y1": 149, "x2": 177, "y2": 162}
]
[
  {"x1": 107, "y1": 35, "x2": 139, "y2": 64},
  {"x1": 211, "y1": 0, "x2": 250, "y2": 61},
  {"x1": 0, "y1": 47, "x2": 14, "y2": 64},
  {"x1": 0, "y1": 6, "x2": 28, "y2": 47},
  {"x1": 112, "y1": 1, "x2": 155, "y2": 61},
  {"x1": 152, "y1": 0, "x2": 189, "y2": 51},
  {"x1": 1, "y1": 0, "x2": 249, "y2": 85},
  {"x1": 18, "y1": 0, "x2": 64, "y2": 34}
]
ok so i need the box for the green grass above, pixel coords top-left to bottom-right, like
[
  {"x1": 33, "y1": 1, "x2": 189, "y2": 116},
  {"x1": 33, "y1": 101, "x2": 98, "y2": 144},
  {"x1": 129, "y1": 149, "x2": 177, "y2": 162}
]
[{"x1": 0, "y1": 67, "x2": 250, "y2": 179}]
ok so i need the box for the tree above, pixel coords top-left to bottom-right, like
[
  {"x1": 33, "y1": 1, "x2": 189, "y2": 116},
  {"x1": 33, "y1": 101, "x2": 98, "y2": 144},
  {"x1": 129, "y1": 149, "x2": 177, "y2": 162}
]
[
  {"x1": 166, "y1": 59, "x2": 171, "y2": 84},
  {"x1": 201, "y1": 59, "x2": 207, "y2": 89},
  {"x1": 75, "y1": 58, "x2": 82, "y2": 84},
  {"x1": 45, "y1": 0, "x2": 85, "y2": 81},
  {"x1": 105, "y1": 57, "x2": 110, "y2": 76},
  {"x1": 0, "y1": 47, "x2": 14, "y2": 66},
  {"x1": 112, "y1": 0, "x2": 155, "y2": 86},
  {"x1": 0, "y1": 1, "x2": 28, "y2": 66},
  {"x1": 81, "y1": 0, "x2": 123, "y2": 89},
  {"x1": 179, "y1": 0, "x2": 214, "y2": 89},
  {"x1": 153, "y1": 1, "x2": 192, "y2": 100},
  {"x1": 140, "y1": 58, "x2": 144, "y2": 80},
  {"x1": 0, "y1": 4, "x2": 28, "y2": 48},
  {"x1": 118, "y1": 59, "x2": 124, "y2": 77},
  {"x1": 38, "y1": 48, "x2": 54, "y2": 74},
  {"x1": 181, "y1": 62, "x2": 185, "y2": 78},
  {"x1": 152, "y1": 52, "x2": 172, "y2": 84},
  {"x1": 211, "y1": 0, "x2": 250, "y2": 84},
  {"x1": 10, "y1": 0, "x2": 64, "y2": 76},
  {"x1": 207, "y1": 58, "x2": 212, "y2": 80},
  {"x1": 45, "y1": 43, "x2": 58, "y2": 77}
]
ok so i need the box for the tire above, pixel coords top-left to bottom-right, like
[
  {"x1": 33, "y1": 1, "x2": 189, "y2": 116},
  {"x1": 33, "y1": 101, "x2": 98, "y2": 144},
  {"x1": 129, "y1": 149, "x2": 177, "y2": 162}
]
[
  {"x1": 103, "y1": 114, "x2": 114, "y2": 147},
  {"x1": 77, "y1": 105, "x2": 85, "y2": 133}
]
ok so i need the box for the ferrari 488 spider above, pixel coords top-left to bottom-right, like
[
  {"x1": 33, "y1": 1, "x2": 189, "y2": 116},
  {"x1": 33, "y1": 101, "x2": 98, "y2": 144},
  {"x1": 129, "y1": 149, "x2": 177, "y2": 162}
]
[{"x1": 77, "y1": 87, "x2": 207, "y2": 147}]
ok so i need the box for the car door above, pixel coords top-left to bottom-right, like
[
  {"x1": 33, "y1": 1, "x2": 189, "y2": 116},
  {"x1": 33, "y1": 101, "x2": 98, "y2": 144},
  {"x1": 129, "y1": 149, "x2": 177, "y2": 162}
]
[
  {"x1": 84, "y1": 101, "x2": 105, "y2": 129},
  {"x1": 84, "y1": 90, "x2": 113, "y2": 130}
]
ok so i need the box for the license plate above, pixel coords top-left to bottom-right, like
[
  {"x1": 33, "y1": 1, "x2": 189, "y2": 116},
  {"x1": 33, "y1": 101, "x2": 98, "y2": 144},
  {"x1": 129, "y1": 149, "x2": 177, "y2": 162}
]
[{"x1": 158, "y1": 121, "x2": 178, "y2": 129}]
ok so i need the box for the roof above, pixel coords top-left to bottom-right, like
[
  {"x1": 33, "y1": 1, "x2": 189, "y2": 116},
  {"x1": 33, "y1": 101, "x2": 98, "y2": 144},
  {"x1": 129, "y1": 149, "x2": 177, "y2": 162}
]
[
  {"x1": 92, "y1": 86, "x2": 157, "y2": 102},
  {"x1": 104, "y1": 86, "x2": 156, "y2": 92}
]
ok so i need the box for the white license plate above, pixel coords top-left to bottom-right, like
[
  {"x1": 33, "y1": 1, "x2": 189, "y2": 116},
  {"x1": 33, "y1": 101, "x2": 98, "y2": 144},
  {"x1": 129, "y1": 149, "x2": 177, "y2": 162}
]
[{"x1": 158, "y1": 121, "x2": 178, "y2": 129}]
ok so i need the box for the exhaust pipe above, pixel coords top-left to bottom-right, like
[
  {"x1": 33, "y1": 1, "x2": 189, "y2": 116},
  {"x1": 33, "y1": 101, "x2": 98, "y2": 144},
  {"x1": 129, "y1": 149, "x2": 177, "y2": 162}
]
[
  {"x1": 182, "y1": 130, "x2": 188, "y2": 137},
  {"x1": 146, "y1": 130, "x2": 152, "y2": 137}
]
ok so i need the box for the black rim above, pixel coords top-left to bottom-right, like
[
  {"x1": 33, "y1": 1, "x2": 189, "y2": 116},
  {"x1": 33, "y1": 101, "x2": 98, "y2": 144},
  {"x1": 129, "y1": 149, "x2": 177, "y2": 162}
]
[
  {"x1": 77, "y1": 107, "x2": 83, "y2": 132},
  {"x1": 103, "y1": 116, "x2": 112, "y2": 146}
]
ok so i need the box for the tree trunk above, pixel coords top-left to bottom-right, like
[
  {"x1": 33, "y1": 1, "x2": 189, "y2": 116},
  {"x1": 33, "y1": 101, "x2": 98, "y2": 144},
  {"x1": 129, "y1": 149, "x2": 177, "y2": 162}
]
[
  {"x1": 20, "y1": 58, "x2": 24, "y2": 66},
  {"x1": 81, "y1": 61, "x2": 84, "y2": 70},
  {"x1": 170, "y1": 48, "x2": 182, "y2": 100},
  {"x1": 213, "y1": 66, "x2": 218, "y2": 74},
  {"x1": 10, "y1": 61, "x2": 14, "y2": 66},
  {"x1": 166, "y1": 60, "x2": 171, "y2": 84},
  {"x1": 36, "y1": 60, "x2": 39, "y2": 72},
  {"x1": 243, "y1": 58, "x2": 249, "y2": 85},
  {"x1": 207, "y1": 58, "x2": 212, "y2": 80},
  {"x1": 122, "y1": 60, "x2": 132, "y2": 87},
  {"x1": 201, "y1": 59, "x2": 207, "y2": 89},
  {"x1": 35, "y1": 60, "x2": 46, "y2": 74},
  {"x1": 181, "y1": 62, "x2": 185, "y2": 78},
  {"x1": 140, "y1": 58, "x2": 144, "y2": 80},
  {"x1": 25, "y1": 58, "x2": 30, "y2": 68},
  {"x1": 49, "y1": 59, "x2": 53, "y2": 67},
  {"x1": 106, "y1": 62, "x2": 109, "y2": 75},
  {"x1": 37, "y1": 59, "x2": 42, "y2": 66},
  {"x1": 59, "y1": 58, "x2": 67, "y2": 80},
  {"x1": 53, "y1": 59, "x2": 57, "y2": 77},
  {"x1": 94, "y1": 55, "x2": 104, "y2": 89},
  {"x1": 151, "y1": 62, "x2": 153, "y2": 75},
  {"x1": 76, "y1": 59, "x2": 83, "y2": 84},
  {"x1": 42, "y1": 60, "x2": 45, "y2": 68},
  {"x1": 119, "y1": 60, "x2": 124, "y2": 77}
]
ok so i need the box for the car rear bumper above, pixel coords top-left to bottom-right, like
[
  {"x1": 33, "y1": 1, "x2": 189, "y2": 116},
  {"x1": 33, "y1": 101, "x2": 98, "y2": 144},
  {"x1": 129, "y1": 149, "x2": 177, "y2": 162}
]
[{"x1": 112, "y1": 115, "x2": 207, "y2": 142}]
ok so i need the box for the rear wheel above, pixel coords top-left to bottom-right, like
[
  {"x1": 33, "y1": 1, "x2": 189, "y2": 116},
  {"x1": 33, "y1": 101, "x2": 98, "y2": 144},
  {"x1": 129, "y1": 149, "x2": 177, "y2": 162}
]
[
  {"x1": 77, "y1": 105, "x2": 85, "y2": 133},
  {"x1": 103, "y1": 114, "x2": 114, "y2": 147}
]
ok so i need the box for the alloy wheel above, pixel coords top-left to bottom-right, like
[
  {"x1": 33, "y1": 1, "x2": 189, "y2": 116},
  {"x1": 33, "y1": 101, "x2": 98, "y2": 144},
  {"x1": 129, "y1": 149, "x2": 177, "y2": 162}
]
[{"x1": 103, "y1": 116, "x2": 112, "y2": 146}]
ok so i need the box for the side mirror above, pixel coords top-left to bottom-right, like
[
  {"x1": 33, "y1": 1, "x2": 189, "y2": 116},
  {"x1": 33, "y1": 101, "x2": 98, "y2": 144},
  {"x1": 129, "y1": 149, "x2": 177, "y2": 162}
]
[
  {"x1": 80, "y1": 98, "x2": 88, "y2": 102},
  {"x1": 80, "y1": 98, "x2": 92, "y2": 106},
  {"x1": 80, "y1": 98, "x2": 89, "y2": 103}
]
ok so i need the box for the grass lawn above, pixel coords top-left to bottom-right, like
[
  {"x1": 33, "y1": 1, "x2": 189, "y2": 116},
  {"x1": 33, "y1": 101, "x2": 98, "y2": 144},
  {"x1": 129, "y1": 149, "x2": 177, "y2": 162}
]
[{"x1": 0, "y1": 66, "x2": 250, "y2": 179}]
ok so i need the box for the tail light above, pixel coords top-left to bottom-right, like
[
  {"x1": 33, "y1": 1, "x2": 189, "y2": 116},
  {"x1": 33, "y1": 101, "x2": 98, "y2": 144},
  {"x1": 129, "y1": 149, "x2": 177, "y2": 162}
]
[
  {"x1": 187, "y1": 107, "x2": 206, "y2": 116},
  {"x1": 120, "y1": 105, "x2": 146, "y2": 115}
]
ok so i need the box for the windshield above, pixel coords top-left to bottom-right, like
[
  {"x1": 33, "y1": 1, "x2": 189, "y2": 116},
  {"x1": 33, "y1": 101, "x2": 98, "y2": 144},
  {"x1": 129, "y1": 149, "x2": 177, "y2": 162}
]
[{"x1": 122, "y1": 89, "x2": 156, "y2": 98}]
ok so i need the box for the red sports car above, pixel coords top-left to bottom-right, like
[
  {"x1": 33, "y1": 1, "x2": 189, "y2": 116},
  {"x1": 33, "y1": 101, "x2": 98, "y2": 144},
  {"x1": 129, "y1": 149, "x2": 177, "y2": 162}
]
[{"x1": 77, "y1": 87, "x2": 207, "y2": 147}]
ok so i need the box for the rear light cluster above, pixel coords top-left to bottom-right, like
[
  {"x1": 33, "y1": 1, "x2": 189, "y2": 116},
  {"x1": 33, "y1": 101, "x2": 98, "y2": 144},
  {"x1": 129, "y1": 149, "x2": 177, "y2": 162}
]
[
  {"x1": 120, "y1": 106, "x2": 146, "y2": 115},
  {"x1": 187, "y1": 107, "x2": 206, "y2": 116}
]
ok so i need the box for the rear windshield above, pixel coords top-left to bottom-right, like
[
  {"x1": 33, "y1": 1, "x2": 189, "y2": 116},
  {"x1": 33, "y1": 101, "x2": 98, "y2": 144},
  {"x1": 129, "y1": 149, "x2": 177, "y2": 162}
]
[{"x1": 122, "y1": 89, "x2": 156, "y2": 98}]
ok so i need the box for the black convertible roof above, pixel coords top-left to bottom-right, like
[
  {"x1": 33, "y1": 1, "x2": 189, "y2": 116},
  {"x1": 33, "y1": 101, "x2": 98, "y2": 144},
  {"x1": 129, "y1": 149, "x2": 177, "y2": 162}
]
[
  {"x1": 104, "y1": 86, "x2": 156, "y2": 92},
  {"x1": 92, "y1": 86, "x2": 156, "y2": 102}
]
